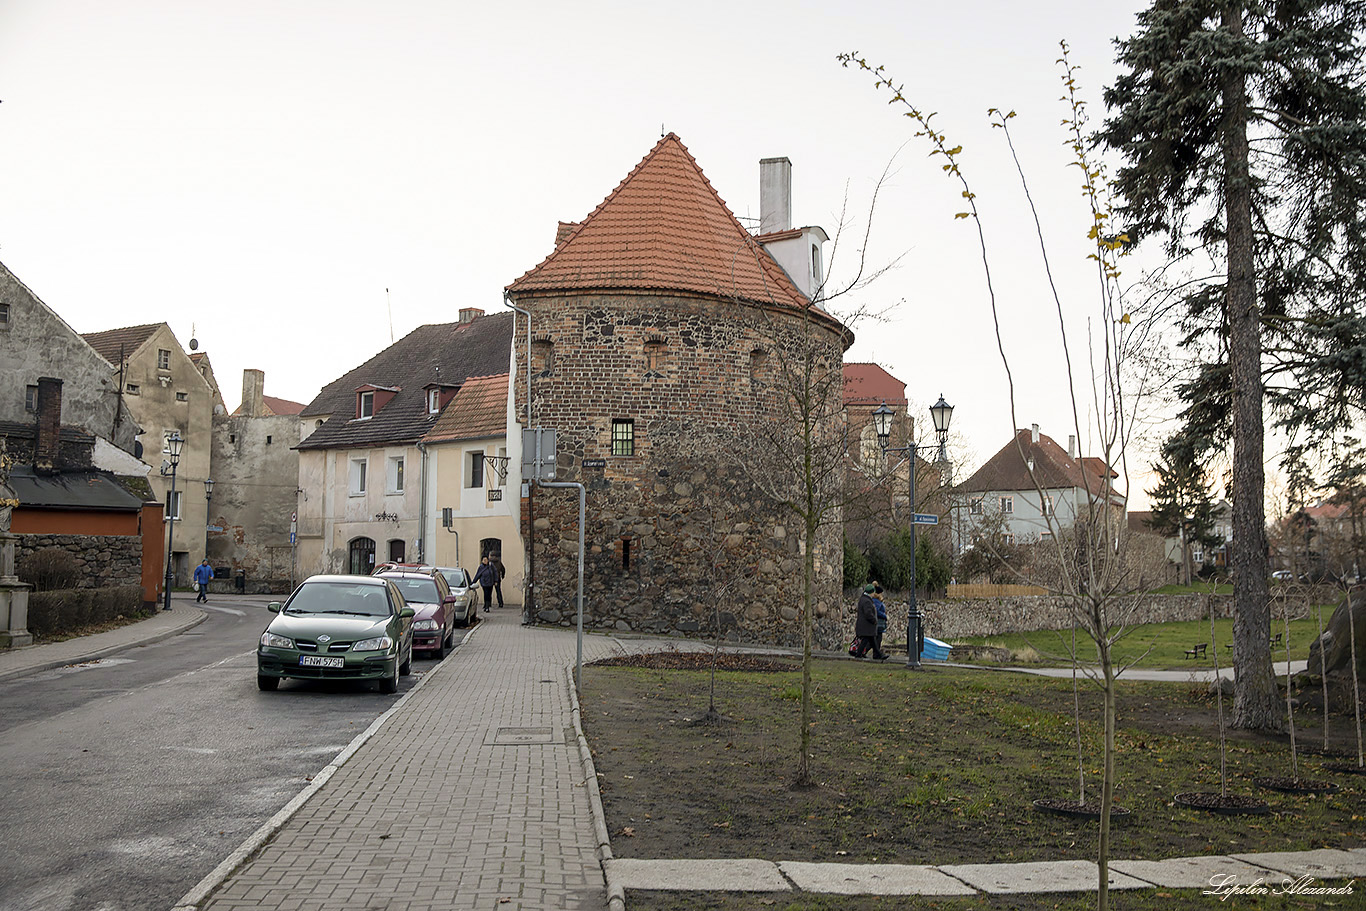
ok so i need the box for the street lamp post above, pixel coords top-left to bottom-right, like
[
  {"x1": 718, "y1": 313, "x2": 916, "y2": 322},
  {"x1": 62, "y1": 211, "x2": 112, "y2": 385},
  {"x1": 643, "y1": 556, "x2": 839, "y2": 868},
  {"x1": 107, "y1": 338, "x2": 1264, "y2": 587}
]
[
  {"x1": 872, "y1": 395, "x2": 953, "y2": 668},
  {"x1": 162, "y1": 432, "x2": 184, "y2": 611}
]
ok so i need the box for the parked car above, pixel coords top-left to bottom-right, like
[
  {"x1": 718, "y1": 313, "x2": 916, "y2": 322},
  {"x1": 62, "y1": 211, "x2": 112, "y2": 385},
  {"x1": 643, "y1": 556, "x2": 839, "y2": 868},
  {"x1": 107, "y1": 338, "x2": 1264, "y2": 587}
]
[
  {"x1": 378, "y1": 569, "x2": 458, "y2": 657},
  {"x1": 436, "y1": 566, "x2": 478, "y2": 627},
  {"x1": 257, "y1": 574, "x2": 414, "y2": 693},
  {"x1": 1271, "y1": 570, "x2": 1294, "y2": 580},
  {"x1": 372, "y1": 561, "x2": 437, "y2": 576}
]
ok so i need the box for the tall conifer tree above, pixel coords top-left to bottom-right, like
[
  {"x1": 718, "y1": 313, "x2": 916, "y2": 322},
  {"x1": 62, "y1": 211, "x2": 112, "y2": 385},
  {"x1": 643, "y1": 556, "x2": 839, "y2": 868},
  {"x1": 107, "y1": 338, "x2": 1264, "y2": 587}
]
[{"x1": 1101, "y1": 0, "x2": 1366, "y2": 729}]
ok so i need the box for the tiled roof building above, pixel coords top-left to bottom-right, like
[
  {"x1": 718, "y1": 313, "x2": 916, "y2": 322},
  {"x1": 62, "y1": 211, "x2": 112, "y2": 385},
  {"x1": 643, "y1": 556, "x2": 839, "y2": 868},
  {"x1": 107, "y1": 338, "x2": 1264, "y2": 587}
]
[{"x1": 507, "y1": 134, "x2": 851, "y2": 648}]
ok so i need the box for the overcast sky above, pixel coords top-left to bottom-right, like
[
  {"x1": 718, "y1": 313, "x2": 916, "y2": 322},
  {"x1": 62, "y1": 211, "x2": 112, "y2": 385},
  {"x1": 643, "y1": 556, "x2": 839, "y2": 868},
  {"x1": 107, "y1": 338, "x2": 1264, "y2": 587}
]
[{"x1": 3, "y1": 0, "x2": 1187, "y2": 506}]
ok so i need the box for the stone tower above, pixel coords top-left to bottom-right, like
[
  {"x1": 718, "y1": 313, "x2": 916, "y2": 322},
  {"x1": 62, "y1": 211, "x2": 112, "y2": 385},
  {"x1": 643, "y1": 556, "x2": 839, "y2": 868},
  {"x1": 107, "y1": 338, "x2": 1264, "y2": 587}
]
[{"x1": 506, "y1": 134, "x2": 851, "y2": 648}]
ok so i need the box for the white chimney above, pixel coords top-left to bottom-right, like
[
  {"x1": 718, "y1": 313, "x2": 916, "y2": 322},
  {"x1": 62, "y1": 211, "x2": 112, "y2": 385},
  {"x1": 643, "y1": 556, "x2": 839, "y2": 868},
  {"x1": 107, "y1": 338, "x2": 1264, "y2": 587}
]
[
  {"x1": 1031, "y1": 424, "x2": 1040, "y2": 445},
  {"x1": 1068, "y1": 435, "x2": 1077, "y2": 459},
  {"x1": 759, "y1": 157, "x2": 792, "y2": 234},
  {"x1": 458, "y1": 307, "x2": 484, "y2": 324}
]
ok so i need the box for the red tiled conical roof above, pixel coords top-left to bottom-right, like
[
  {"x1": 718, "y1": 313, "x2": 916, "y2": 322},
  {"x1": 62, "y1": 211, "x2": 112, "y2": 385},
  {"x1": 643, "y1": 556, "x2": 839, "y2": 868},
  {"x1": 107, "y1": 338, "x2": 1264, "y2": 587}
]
[{"x1": 507, "y1": 134, "x2": 811, "y2": 310}]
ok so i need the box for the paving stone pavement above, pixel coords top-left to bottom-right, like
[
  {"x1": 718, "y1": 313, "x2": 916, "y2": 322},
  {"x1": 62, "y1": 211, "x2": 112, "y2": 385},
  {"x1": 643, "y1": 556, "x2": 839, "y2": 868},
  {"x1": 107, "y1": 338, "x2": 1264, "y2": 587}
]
[{"x1": 186, "y1": 607, "x2": 628, "y2": 911}]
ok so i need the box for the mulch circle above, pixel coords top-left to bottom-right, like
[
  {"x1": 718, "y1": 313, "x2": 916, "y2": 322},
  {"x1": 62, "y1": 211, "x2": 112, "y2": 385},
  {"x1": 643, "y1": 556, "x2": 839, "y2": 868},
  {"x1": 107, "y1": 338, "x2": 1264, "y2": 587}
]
[
  {"x1": 1253, "y1": 775, "x2": 1341, "y2": 795},
  {"x1": 587, "y1": 652, "x2": 799, "y2": 672},
  {"x1": 1032, "y1": 797, "x2": 1131, "y2": 820},
  {"x1": 1174, "y1": 791, "x2": 1271, "y2": 815},
  {"x1": 1322, "y1": 763, "x2": 1366, "y2": 776}
]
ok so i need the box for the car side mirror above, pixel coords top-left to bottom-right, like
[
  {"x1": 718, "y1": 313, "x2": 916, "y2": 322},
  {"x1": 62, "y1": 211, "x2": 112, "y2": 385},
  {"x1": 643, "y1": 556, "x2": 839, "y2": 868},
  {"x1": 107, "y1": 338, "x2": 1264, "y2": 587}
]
[
  {"x1": 268, "y1": 602, "x2": 282, "y2": 613},
  {"x1": 400, "y1": 606, "x2": 415, "y2": 619}
]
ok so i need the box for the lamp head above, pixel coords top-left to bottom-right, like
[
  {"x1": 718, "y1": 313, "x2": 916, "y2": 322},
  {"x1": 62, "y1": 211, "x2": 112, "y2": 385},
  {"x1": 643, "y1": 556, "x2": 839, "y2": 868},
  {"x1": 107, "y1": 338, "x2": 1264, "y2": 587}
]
[
  {"x1": 204, "y1": 477, "x2": 214, "y2": 498},
  {"x1": 167, "y1": 431, "x2": 184, "y2": 463},
  {"x1": 930, "y1": 394, "x2": 953, "y2": 434},
  {"x1": 871, "y1": 402, "x2": 895, "y2": 444}
]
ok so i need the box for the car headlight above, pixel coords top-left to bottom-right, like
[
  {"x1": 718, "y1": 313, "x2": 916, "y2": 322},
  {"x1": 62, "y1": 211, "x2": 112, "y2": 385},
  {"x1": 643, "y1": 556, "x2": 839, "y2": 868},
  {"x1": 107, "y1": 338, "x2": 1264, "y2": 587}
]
[
  {"x1": 260, "y1": 632, "x2": 293, "y2": 649},
  {"x1": 353, "y1": 635, "x2": 394, "y2": 651},
  {"x1": 412, "y1": 619, "x2": 439, "y2": 631}
]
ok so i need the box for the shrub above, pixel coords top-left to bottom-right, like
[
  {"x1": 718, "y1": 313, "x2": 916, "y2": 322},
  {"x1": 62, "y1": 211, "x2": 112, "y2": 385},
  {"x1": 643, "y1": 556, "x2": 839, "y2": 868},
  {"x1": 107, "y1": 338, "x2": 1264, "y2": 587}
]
[
  {"x1": 27, "y1": 586, "x2": 145, "y2": 639},
  {"x1": 842, "y1": 535, "x2": 870, "y2": 591},
  {"x1": 18, "y1": 547, "x2": 81, "y2": 592}
]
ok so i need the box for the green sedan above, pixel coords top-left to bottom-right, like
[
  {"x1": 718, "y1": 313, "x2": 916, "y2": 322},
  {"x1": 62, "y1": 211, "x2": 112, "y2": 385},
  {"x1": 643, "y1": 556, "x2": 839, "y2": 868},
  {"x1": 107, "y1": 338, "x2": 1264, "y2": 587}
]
[{"x1": 257, "y1": 574, "x2": 415, "y2": 693}]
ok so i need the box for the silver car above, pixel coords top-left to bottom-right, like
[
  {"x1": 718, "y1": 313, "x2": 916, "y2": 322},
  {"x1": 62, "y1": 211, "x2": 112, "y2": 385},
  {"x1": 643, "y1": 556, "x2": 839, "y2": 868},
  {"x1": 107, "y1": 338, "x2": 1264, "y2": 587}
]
[{"x1": 436, "y1": 567, "x2": 478, "y2": 627}]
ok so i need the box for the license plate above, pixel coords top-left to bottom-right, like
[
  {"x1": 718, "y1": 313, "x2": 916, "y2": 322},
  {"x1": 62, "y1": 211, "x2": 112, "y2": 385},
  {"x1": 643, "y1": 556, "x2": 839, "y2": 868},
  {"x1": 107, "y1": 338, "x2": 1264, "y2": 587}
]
[{"x1": 299, "y1": 655, "x2": 344, "y2": 668}]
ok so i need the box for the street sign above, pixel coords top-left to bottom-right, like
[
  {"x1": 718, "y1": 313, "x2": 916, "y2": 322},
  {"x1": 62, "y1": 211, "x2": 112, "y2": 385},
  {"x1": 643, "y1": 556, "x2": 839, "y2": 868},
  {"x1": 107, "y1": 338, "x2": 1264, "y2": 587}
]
[
  {"x1": 521, "y1": 428, "x2": 558, "y2": 482},
  {"x1": 289, "y1": 531, "x2": 296, "y2": 544},
  {"x1": 913, "y1": 513, "x2": 939, "y2": 526}
]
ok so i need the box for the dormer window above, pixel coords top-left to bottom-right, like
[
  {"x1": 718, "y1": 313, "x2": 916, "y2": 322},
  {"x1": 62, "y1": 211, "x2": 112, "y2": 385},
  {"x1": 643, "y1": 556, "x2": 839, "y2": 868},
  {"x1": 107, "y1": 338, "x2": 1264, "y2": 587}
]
[
  {"x1": 359, "y1": 391, "x2": 375, "y2": 419},
  {"x1": 428, "y1": 388, "x2": 440, "y2": 414}
]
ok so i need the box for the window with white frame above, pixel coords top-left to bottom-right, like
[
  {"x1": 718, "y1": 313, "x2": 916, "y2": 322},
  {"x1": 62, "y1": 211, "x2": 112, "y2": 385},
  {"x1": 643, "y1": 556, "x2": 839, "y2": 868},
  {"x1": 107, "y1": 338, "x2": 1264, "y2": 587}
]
[
  {"x1": 467, "y1": 450, "x2": 484, "y2": 488},
  {"x1": 1002, "y1": 532, "x2": 1015, "y2": 546},
  {"x1": 1041, "y1": 495, "x2": 1053, "y2": 516},
  {"x1": 611, "y1": 419, "x2": 635, "y2": 457},
  {"x1": 157, "y1": 348, "x2": 171, "y2": 370},
  {"x1": 969, "y1": 496, "x2": 983, "y2": 515},
  {"x1": 427, "y1": 389, "x2": 440, "y2": 414},
  {"x1": 387, "y1": 456, "x2": 405, "y2": 493},
  {"x1": 999, "y1": 496, "x2": 1014, "y2": 514},
  {"x1": 166, "y1": 489, "x2": 182, "y2": 520},
  {"x1": 358, "y1": 391, "x2": 374, "y2": 420},
  {"x1": 25, "y1": 385, "x2": 37, "y2": 412},
  {"x1": 349, "y1": 458, "x2": 368, "y2": 496}
]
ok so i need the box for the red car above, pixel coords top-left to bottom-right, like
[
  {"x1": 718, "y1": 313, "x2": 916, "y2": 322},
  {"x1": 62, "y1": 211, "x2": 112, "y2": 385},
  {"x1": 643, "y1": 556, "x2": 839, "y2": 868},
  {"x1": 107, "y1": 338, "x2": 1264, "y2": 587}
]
[{"x1": 376, "y1": 570, "x2": 458, "y2": 658}]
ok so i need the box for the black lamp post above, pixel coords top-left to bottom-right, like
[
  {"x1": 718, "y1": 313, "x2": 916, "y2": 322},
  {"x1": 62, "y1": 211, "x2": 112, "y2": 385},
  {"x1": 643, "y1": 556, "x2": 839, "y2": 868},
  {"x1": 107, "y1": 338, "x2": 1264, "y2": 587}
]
[
  {"x1": 162, "y1": 432, "x2": 184, "y2": 611},
  {"x1": 872, "y1": 395, "x2": 953, "y2": 668}
]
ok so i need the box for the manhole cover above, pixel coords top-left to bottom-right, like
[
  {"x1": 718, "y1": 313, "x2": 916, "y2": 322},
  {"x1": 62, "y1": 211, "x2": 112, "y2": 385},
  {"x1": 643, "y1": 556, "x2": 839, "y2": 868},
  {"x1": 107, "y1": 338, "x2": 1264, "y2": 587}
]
[{"x1": 491, "y1": 726, "x2": 556, "y2": 745}]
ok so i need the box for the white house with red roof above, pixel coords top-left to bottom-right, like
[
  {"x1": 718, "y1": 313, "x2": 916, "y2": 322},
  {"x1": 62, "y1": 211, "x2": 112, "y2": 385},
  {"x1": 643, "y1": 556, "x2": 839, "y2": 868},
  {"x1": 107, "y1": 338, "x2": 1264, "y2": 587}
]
[{"x1": 955, "y1": 424, "x2": 1126, "y2": 547}]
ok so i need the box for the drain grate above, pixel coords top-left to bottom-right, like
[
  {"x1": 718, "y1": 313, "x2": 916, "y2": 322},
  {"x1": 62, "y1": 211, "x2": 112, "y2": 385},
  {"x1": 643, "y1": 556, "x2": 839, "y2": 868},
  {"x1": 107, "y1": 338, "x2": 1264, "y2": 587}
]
[{"x1": 491, "y1": 726, "x2": 556, "y2": 745}]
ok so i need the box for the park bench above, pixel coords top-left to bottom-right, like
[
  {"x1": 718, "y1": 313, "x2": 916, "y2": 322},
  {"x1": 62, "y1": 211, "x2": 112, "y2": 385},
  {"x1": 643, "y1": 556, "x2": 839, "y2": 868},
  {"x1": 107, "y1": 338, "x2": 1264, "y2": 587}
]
[
  {"x1": 1184, "y1": 643, "x2": 1207, "y2": 659},
  {"x1": 1270, "y1": 631, "x2": 1283, "y2": 649}
]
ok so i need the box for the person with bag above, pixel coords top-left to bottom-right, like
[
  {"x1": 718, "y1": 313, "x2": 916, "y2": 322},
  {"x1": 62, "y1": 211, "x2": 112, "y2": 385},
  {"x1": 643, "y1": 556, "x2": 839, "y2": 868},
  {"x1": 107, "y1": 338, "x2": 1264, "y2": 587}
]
[
  {"x1": 193, "y1": 558, "x2": 214, "y2": 603},
  {"x1": 853, "y1": 583, "x2": 887, "y2": 659}
]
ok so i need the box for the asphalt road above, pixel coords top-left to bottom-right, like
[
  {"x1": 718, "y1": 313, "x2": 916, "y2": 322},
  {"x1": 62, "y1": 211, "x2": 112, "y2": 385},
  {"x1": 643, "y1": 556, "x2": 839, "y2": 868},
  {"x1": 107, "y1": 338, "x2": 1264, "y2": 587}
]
[{"x1": 0, "y1": 597, "x2": 458, "y2": 911}]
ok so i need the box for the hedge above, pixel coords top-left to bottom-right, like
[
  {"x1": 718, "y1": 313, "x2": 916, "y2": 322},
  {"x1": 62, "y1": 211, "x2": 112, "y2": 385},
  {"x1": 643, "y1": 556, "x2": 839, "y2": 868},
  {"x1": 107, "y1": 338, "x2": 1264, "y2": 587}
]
[{"x1": 27, "y1": 586, "x2": 146, "y2": 639}]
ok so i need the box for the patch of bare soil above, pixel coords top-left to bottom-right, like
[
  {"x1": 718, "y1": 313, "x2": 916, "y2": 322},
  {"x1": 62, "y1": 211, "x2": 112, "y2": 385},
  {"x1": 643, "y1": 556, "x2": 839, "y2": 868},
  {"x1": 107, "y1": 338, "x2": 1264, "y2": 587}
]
[{"x1": 580, "y1": 658, "x2": 1365, "y2": 870}]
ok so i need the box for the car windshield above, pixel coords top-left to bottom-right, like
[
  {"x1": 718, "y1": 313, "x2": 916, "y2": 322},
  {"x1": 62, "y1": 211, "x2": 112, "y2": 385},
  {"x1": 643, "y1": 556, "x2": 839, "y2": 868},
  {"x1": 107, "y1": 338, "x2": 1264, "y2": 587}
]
[
  {"x1": 286, "y1": 582, "x2": 391, "y2": 617},
  {"x1": 440, "y1": 569, "x2": 468, "y2": 589},
  {"x1": 387, "y1": 577, "x2": 440, "y2": 604}
]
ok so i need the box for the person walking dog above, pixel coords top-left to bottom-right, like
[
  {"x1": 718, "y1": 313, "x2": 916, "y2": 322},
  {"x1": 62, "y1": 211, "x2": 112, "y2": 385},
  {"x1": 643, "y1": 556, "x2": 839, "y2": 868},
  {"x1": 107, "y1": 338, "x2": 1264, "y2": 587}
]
[{"x1": 193, "y1": 559, "x2": 214, "y2": 603}]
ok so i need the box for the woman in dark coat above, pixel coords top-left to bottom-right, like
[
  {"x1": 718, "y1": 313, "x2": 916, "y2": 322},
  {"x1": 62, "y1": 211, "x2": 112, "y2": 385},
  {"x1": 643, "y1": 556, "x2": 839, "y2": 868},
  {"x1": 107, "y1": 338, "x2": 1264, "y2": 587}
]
[{"x1": 854, "y1": 584, "x2": 887, "y2": 659}]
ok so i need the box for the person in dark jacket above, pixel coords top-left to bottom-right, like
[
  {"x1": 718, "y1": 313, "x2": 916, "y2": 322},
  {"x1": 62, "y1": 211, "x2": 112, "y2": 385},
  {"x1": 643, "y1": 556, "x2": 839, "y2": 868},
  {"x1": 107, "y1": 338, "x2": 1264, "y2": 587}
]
[
  {"x1": 490, "y1": 553, "x2": 506, "y2": 608},
  {"x1": 472, "y1": 556, "x2": 497, "y2": 612},
  {"x1": 872, "y1": 584, "x2": 888, "y2": 655},
  {"x1": 854, "y1": 583, "x2": 887, "y2": 659}
]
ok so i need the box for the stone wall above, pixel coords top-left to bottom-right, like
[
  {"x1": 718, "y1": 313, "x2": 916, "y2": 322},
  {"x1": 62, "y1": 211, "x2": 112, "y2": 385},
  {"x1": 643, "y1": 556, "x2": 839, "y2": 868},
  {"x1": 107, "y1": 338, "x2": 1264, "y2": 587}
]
[
  {"x1": 16, "y1": 534, "x2": 142, "y2": 589},
  {"x1": 516, "y1": 291, "x2": 849, "y2": 649}
]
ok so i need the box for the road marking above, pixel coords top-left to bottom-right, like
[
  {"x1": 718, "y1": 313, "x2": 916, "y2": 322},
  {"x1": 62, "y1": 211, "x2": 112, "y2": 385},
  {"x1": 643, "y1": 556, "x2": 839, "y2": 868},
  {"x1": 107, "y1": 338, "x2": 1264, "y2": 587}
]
[
  {"x1": 200, "y1": 604, "x2": 246, "y2": 616},
  {"x1": 163, "y1": 746, "x2": 217, "y2": 755}
]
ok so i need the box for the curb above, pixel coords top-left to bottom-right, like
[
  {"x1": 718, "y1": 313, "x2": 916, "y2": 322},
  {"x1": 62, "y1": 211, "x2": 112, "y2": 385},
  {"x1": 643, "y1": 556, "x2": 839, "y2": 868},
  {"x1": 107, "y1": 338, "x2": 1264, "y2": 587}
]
[
  {"x1": 567, "y1": 662, "x2": 625, "y2": 911},
  {"x1": 169, "y1": 618, "x2": 485, "y2": 911},
  {"x1": 0, "y1": 607, "x2": 208, "y2": 683}
]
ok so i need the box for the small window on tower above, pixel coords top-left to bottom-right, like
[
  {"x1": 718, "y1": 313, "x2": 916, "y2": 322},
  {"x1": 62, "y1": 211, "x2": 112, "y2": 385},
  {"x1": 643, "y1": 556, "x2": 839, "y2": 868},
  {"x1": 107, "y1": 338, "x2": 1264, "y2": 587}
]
[
  {"x1": 611, "y1": 419, "x2": 635, "y2": 457},
  {"x1": 644, "y1": 340, "x2": 666, "y2": 377}
]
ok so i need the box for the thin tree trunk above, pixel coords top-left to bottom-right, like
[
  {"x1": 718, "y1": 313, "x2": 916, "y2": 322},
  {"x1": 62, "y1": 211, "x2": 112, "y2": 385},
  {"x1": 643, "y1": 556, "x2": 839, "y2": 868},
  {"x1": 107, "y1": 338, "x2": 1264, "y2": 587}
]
[{"x1": 1223, "y1": 0, "x2": 1281, "y2": 731}]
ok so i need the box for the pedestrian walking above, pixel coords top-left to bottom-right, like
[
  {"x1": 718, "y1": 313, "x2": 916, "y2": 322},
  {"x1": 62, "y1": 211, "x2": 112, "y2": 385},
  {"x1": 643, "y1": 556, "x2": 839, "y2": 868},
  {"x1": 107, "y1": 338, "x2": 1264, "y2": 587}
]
[
  {"x1": 872, "y1": 584, "x2": 888, "y2": 656},
  {"x1": 193, "y1": 559, "x2": 214, "y2": 603},
  {"x1": 853, "y1": 583, "x2": 887, "y2": 659},
  {"x1": 473, "y1": 555, "x2": 497, "y2": 612},
  {"x1": 490, "y1": 552, "x2": 506, "y2": 608}
]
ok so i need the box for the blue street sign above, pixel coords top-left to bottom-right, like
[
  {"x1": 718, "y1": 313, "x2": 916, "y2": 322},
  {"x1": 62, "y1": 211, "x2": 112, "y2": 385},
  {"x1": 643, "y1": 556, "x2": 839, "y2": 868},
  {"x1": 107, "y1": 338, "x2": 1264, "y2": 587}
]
[
  {"x1": 912, "y1": 513, "x2": 939, "y2": 525},
  {"x1": 289, "y1": 531, "x2": 296, "y2": 545}
]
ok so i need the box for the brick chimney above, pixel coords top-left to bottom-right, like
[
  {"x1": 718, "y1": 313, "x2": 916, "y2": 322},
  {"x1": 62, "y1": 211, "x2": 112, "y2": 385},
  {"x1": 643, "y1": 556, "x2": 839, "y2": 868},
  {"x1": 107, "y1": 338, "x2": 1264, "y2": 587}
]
[
  {"x1": 458, "y1": 308, "x2": 484, "y2": 324},
  {"x1": 241, "y1": 369, "x2": 266, "y2": 417},
  {"x1": 34, "y1": 376, "x2": 63, "y2": 474},
  {"x1": 759, "y1": 157, "x2": 792, "y2": 234}
]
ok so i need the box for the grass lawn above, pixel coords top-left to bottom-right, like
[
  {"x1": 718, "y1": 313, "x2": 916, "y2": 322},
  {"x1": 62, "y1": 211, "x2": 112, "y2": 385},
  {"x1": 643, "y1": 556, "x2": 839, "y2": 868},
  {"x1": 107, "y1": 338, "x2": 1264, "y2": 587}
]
[
  {"x1": 953, "y1": 617, "x2": 1332, "y2": 669},
  {"x1": 581, "y1": 655, "x2": 1364, "y2": 909}
]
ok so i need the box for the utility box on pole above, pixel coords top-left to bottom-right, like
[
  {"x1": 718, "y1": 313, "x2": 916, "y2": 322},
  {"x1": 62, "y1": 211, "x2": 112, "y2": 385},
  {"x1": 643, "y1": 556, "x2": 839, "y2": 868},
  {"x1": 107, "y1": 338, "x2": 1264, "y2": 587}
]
[{"x1": 521, "y1": 428, "x2": 557, "y2": 483}]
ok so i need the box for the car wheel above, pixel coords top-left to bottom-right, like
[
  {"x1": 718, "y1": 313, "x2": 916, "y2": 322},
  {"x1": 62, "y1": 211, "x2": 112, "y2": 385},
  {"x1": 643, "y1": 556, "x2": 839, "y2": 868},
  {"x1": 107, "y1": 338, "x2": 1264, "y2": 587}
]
[
  {"x1": 433, "y1": 637, "x2": 446, "y2": 660},
  {"x1": 379, "y1": 660, "x2": 399, "y2": 694},
  {"x1": 258, "y1": 674, "x2": 279, "y2": 691},
  {"x1": 399, "y1": 645, "x2": 412, "y2": 676}
]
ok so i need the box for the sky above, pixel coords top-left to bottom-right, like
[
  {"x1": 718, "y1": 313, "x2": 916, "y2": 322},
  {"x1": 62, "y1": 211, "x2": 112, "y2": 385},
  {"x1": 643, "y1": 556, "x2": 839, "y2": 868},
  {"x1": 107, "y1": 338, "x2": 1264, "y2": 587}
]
[{"x1": 1, "y1": 0, "x2": 1181, "y2": 507}]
